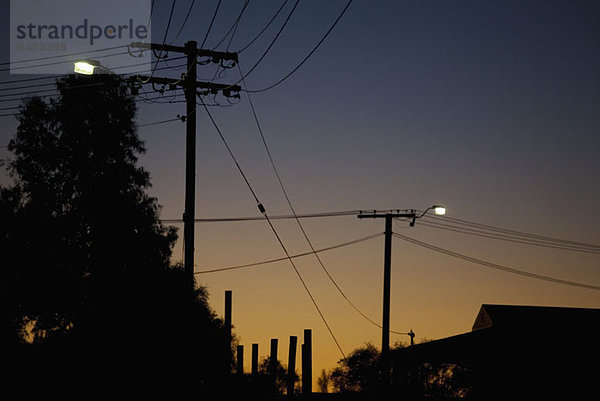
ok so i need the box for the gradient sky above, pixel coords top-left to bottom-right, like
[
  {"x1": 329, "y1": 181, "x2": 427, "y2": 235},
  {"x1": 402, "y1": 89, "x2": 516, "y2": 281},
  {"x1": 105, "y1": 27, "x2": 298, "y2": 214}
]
[{"x1": 1, "y1": 0, "x2": 599, "y2": 385}]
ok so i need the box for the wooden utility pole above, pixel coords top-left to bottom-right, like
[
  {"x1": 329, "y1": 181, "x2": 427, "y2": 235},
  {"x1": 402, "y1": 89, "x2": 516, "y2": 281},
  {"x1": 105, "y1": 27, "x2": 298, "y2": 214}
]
[
  {"x1": 236, "y1": 345, "x2": 244, "y2": 375},
  {"x1": 225, "y1": 290, "x2": 232, "y2": 351},
  {"x1": 357, "y1": 207, "x2": 446, "y2": 383},
  {"x1": 183, "y1": 40, "x2": 198, "y2": 296},
  {"x1": 251, "y1": 343, "x2": 259, "y2": 376},
  {"x1": 287, "y1": 336, "x2": 297, "y2": 396},
  {"x1": 302, "y1": 329, "x2": 312, "y2": 395},
  {"x1": 128, "y1": 41, "x2": 240, "y2": 294},
  {"x1": 357, "y1": 210, "x2": 417, "y2": 378},
  {"x1": 270, "y1": 338, "x2": 279, "y2": 391}
]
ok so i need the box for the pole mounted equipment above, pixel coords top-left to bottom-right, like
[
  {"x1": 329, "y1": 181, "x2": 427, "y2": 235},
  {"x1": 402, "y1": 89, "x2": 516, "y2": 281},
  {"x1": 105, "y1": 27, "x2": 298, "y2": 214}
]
[
  {"x1": 76, "y1": 41, "x2": 242, "y2": 295},
  {"x1": 357, "y1": 205, "x2": 446, "y2": 379}
]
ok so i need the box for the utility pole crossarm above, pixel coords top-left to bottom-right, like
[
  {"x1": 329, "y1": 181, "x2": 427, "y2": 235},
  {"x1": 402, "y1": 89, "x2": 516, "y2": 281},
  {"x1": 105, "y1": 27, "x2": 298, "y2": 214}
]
[
  {"x1": 129, "y1": 42, "x2": 239, "y2": 63},
  {"x1": 355, "y1": 205, "x2": 446, "y2": 371},
  {"x1": 132, "y1": 75, "x2": 241, "y2": 93},
  {"x1": 127, "y1": 40, "x2": 241, "y2": 295},
  {"x1": 357, "y1": 210, "x2": 417, "y2": 219}
]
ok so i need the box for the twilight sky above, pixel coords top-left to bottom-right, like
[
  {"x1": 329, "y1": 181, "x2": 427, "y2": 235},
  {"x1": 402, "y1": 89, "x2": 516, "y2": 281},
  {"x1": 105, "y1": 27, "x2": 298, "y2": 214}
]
[{"x1": 1, "y1": 0, "x2": 599, "y2": 382}]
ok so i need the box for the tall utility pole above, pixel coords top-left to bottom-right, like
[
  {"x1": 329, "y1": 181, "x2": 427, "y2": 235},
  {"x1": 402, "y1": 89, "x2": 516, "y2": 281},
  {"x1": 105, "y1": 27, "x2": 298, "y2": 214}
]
[
  {"x1": 129, "y1": 41, "x2": 240, "y2": 294},
  {"x1": 184, "y1": 40, "x2": 198, "y2": 297},
  {"x1": 357, "y1": 206, "x2": 446, "y2": 380},
  {"x1": 357, "y1": 211, "x2": 416, "y2": 360}
]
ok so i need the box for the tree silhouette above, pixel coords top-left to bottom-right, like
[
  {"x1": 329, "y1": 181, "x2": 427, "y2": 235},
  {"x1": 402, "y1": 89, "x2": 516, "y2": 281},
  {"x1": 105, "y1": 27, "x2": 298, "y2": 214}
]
[
  {"x1": 257, "y1": 356, "x2": 292, "y2": 394},
  {"x1": 0, "y1": 74, "x2": 230, "y2": 393},
  {"x1": 330, "y1": 342, "x2": 382, "y2": 393},
  {"x1": 317, "y1": 368, "x2": 331, "y2": 393}
]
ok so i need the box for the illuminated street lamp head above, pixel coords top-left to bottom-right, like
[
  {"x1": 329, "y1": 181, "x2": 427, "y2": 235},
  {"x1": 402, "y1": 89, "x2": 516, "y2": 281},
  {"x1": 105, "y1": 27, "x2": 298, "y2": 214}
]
[
  {"x1": 433, "y1": 205, "x2": 446, "y2": 215},
  {"x1": 74, "y1": 60, "x2": 96, "y2": 75},
  {"x1": 73, "y1": 60, "x2": 108, "y2": 75}
]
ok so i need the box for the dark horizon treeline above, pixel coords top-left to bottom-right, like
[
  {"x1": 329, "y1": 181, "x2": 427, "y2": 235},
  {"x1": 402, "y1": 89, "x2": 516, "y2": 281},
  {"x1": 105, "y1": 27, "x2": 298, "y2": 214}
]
[{"x1": 0, "y1": 74, "x2": 235, "y2": 395}]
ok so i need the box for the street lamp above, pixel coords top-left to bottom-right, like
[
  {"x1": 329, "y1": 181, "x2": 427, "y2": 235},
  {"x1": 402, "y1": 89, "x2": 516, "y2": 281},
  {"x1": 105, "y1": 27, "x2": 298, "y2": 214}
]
[
  {"x1": 410, "y1": 204, "x2": 446, "y2": 226},
  {"x1": 357, "y1": 205, "x2": 446, "y2": 375},
  {"x1": 433, "y1": 205, "x2": 446, "y2": 216},
  {"x1": 74, "y1": 60, "x2": 97, "y2": 75},
  {"x1": 73, "y1": 59, "x2": 114, "y2": 75}
]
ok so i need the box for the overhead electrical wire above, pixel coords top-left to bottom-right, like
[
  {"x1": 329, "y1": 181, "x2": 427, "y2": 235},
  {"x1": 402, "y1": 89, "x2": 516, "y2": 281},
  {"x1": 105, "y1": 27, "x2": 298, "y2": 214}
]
[
  {"x1": 210, "y1": 0, "x2": 250, "y2": 51},
  {"x1": 0, "y1": 60, "x2": 188, "y2": 117},
  {"x1": 417, "y1": 219, "x2": 600, "y2": 254},
  {"x1": 0, "y1": 116, "x2": 181, "y2": 149},
  {"x1": 138, "y1": 117, "x2": 182, "y2": 127},
  {"x1": 244, "y1": 0, "x2": 353, "y2": 93},
  {"x1": 423, "y1": 214, "x2": 600, "y2": 251},
  {"x1": 237, "y1": 62, "x2": 409, "y2": 341},
  {"x1": 0, "y1": 50, "x2": 132, "y2": 73},
  {"x1": 0, "y1": 44, "x2": 129, "y2": 67},
  {"x1": 137, "y1": 0, "x2": 177, "y2": 85},
  {"x1": 237, "y1": 0, "x2": 291, "y2": 53},
  {"x1": 0, "y1": 53, "x2": 182, "y2": 90},
  {"x1": 195, "y1": 232, "x2": 382, "y2": 274},
  {"x1": 200, "y1": 0, "x2": 222, "y2": 48},
  {"x1": 0, "y1": 76, "x2": 60, "y2": 86},
  {"x1": 162, "y1": 210, "x2": 599, "y2": 253},
  {"x1": 200, "y1": 99, "x2": 346, "y2": 358},
  {"x1": 225, "y1": 0, "x2": 301, "y2": 90},
  {"x1": 0, "y1": 57, "x2": 185, "y2": 96},
  {"x1": 169, "y1": 0, "x2": 196, "y2": 45},
  {"x1": 392, "y1": 232, "x2": 600, "y2": 291},
  {"x1": 161, "y1": 209, "x2": 362, "y2": 224}
]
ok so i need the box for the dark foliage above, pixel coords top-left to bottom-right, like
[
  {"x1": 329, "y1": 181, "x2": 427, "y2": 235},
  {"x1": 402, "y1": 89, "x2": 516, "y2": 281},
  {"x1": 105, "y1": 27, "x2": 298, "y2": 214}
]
[
  {"x1": 0, "y1": 74, "x2": 230, "y2": 394},
  {"x1": 330, "y1": 342, "x2": 383, "y2": 393}
]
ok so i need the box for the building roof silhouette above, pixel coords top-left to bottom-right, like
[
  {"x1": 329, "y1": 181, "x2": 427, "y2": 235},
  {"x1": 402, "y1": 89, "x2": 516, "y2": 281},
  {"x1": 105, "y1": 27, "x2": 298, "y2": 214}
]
[
  {"x1": 393, "y1": 304, "x2": 600, "y2": 397},
  {"x1": 471, "y1": 303, "x2": 600, "y2": 331}
]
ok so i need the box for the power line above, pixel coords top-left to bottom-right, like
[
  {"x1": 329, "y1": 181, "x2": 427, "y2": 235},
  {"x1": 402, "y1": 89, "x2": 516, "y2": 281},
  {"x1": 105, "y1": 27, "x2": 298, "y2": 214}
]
[
  {"x1": 423, "y1": 214, "x2": 600, "y2": 250},
  {"x1": 244, "y1": 0, "x2": 353, "y2": 93},
  {"x1": 262, "y1": 210, "x2": 346, "y2": 358},
  {"x1": 161, "y1": 209, "x2": 362, "y2": 223},
  {"x1": 138, "y1": 0, "x2": 177, "y2": 85},
  {"x1": 417, "y1": 219, "x2": 600, "y2": 254},
  {"x1": 392, "y1": 232, "x2": 600, "y2": 291},
  {"x1": 169, "y1": 0, "x2": 196, "y2": 45},
  {"x1": 0, "y1": 50, "x2": 132, "y2": 73},
  {"x1": 200, "y1": 0, "x2": 222, "y2": 48},
  {"x1": 138, "y1": 117, "x2": 182, "y2": 127},
  {"x1": 200, "y1": 99, "x2": 260, "y2": 203},
  {"x1": 237, "y1": 0, "x2": 292, "y2": 53},
  {"x1": 0, "y1": 81, "x2": 57, "y2": 92},
  {"x1": 0, "y1": 117, "x2": 181, "y2": 143},
  {"x1": 229, "y1": 0, "x2": 301, "y2": 87},
  {"x1": 0, "y1": 44, "x2": 129, "y2": 66},
  {"x1": 210, "y1": 0, "x2": 250, "y2": 50},
  {"x1": 239, "y1": 62, "x2": 394, "y2": 343},
  {"x1": 0, "y1": 61, "x2": 188, "y2": 115},
  {"x1": 0, "y1": 58, "x2": 185, "y2": 98},
  {"x1": 195, "y1": 232, "x2": 382, "y2": 274},
  {"x1": 201, "y1": 100, "x2": 346, "y2": 358},
  {"x1": 0, "y1": 75, "x2": 59, "y2": 86}
]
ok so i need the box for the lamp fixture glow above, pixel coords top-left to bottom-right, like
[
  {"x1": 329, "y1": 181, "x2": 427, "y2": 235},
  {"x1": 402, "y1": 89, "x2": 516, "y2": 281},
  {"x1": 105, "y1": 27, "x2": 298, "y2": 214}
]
[
  {"x1": 433, "y1": 206, "x2": 446, "y2": 216},
  {"x1": 74, "y1": 61, "x2": 95, "y2": 75}
]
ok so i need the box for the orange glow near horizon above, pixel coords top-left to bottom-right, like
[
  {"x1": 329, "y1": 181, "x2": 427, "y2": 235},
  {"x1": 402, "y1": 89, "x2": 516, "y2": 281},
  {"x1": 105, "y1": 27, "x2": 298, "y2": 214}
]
[{"x1": 183, "y1": 215, "x2": 600, "y2": 388}]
